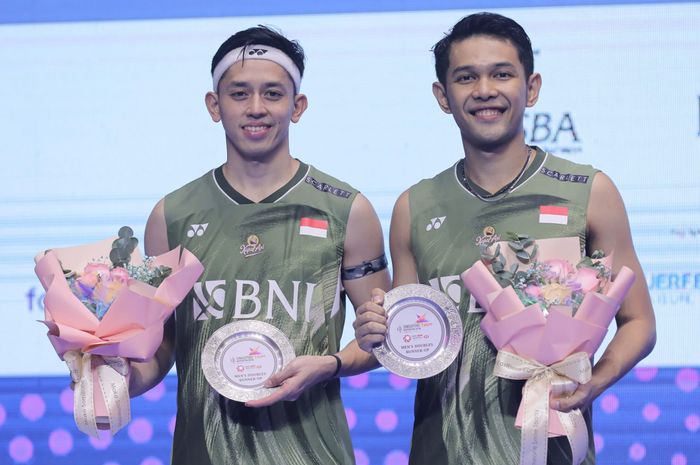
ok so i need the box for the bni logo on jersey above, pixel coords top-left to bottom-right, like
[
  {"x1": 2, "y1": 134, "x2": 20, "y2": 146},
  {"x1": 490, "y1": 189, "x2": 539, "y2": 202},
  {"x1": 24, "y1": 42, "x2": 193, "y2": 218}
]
[{"x1": 192, "y1": 280, "x2": 226, "y2": 320}]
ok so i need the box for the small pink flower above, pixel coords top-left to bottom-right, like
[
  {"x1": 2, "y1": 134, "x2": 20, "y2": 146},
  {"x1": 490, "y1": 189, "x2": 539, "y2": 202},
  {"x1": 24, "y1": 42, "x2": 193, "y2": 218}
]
[
  {"x1": 571, "y1": 267, "x2": 601, "y2": 293},
  {"x1": 84, "y1": 262, "x2": 110, "y2": 276},
  {"x1": 110, "y1": 267, "x2": 129, "y2": 283},
  {"x1": 524, "y1": 285, "x2": 542, "y2": 298},
  {"x1": 77, "y1": 273, "x2": 98, "y2": 288}
]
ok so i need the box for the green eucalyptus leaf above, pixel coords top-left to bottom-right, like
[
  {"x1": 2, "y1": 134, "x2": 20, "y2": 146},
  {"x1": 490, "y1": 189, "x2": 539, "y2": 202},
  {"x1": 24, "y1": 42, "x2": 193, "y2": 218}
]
[
  {"x1": 508, "y1": 241, "x2": 524, "y2": 251},
  {"x1": 516, "y1": 250, "x2": 531, "y2": 261},
  {"x1": 118, "y1": 226, "x2": 134, "y2": 238}
]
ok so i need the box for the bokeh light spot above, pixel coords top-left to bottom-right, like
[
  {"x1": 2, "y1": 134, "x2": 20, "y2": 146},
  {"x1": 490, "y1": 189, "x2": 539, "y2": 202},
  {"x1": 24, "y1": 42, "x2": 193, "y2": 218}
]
[
  {"x1": 375, "y1": 409, "x2": 398, "y2": 432},
  {"x1": 48, "y1": 429, "x2": 73, "y2": 456},
  {"x1": 20, "y1": 394, "x2": 46, "y2": 421},
  {"x1": 128, "y1": 418, "x2": 153, "y2": 444}
]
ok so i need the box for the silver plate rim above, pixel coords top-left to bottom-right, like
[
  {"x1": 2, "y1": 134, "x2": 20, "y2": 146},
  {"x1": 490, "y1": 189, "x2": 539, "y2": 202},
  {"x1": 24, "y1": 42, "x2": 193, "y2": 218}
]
[
  {"x1": 201, "y1": 320, "x2": 296, "y2": 402},
  {"x1": 372, "y1": 283, "x2": 463, "y2": 379}
]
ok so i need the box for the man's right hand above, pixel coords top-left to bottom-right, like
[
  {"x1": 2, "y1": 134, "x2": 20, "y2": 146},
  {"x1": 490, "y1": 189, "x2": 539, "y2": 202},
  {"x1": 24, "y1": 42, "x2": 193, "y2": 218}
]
[{"x1": 353, "y1": 288, "x2": 389, "y2": 353}]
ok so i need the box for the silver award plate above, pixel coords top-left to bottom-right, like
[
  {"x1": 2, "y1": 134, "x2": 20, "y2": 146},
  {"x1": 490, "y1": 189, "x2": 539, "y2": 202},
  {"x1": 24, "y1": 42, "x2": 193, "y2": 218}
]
[
  {"x1": 373, "y1": 284, "x2": 463, "y2": 379},
  {"x1": 201, "y1": 320, "x2": 296, "y2": 402}
]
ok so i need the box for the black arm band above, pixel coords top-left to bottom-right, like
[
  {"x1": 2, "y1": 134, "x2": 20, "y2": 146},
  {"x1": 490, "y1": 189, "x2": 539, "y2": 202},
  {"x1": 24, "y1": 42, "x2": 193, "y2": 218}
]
[
  {"x1": 328, "y1": 354, "x2": 342, "y2": 378},
  {"x1": 341, "y1": 254, "x2": 388, "y2": 280}
]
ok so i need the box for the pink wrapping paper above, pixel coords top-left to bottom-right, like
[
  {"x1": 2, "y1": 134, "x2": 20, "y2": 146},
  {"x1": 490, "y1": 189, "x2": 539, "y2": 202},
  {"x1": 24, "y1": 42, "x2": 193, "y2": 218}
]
[
  {"x1": 34, "y1": 237, "x2": 204, "y2": 434},
  {"x1": 461, "y1": 237, "x2": 635, "y2": 463},
  {"x1": 36, "y1": 244, "x2": 202, "y2": 360}
]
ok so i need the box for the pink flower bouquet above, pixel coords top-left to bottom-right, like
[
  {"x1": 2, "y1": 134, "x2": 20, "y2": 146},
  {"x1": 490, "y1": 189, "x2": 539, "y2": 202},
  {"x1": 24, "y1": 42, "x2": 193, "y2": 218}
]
[
  {"x1": 460, "y1": 235, "x2": 635, "y2": 465},
  {"x1": 34, "y1": 227, "x2": 203, "y2": 437}
]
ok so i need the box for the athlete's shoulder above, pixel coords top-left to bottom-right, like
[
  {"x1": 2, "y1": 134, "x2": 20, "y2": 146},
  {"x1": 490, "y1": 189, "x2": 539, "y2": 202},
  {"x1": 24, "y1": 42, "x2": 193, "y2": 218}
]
[
  {"x1": 410, "y1": 161, "x2": 460, "y2": 193},
  {"x1": 165, "y1": 169, "x2": 216, "y2": 200}
]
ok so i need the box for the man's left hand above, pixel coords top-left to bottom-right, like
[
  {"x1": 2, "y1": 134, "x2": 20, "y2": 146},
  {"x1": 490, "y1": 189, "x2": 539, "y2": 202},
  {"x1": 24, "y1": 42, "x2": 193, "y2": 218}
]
[
  {"x1": 244, "y1": 355, "x2": 337, "y2": 408},
  {"x1": 550, "y1": 380, "x2": 597, "y2": 413}
]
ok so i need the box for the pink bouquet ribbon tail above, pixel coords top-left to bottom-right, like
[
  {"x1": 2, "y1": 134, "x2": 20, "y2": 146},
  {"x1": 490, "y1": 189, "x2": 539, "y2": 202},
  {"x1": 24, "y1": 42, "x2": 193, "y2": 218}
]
[
  {"x1": 493, "y1": 350, "x2": 591, "y2": 465},
  {"x1": 460, "y1": 261, "x2": 502, "y2": 312}
]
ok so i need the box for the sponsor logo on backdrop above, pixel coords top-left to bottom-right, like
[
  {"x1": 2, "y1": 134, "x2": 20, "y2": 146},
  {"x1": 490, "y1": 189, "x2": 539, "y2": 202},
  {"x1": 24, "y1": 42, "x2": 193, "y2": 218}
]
[
  {"x1": 670, "y1": 228, "x2": 700, "y2": 239},
  {"x1": 25, "y1": 286, "x2": 45, "y2": 312},
  {"x1": 647, "y1": 271, "x2": 700, "y2": 306},
  {"x1": 524, "y1": 111, "x2": 582, "y2": 155}
]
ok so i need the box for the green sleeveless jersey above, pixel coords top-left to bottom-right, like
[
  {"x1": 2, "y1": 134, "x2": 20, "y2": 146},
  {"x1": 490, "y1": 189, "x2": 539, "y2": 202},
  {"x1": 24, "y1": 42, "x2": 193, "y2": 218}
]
[
  {"x1": 407, "y1": 148, "x2": 599, "y2": 465},
  {"x1": 164, "y1": 161, "x2": 357, "y2": 465}
]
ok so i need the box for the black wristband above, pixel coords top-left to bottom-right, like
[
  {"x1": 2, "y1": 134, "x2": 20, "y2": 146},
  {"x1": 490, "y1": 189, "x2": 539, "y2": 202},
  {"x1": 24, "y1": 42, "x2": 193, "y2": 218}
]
[{"x1": 328, "y1": 354, "x2": 342, "y2": 378}]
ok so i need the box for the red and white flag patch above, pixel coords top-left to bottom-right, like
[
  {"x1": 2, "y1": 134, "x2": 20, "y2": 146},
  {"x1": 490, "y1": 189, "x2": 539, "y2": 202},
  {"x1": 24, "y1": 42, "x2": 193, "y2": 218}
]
[
  {"x1": 299, "y1": 217, "x2": 328, "y2": 238},
  {"x1": 539, "y1": 205, "x2": 569, "y2": 225}
]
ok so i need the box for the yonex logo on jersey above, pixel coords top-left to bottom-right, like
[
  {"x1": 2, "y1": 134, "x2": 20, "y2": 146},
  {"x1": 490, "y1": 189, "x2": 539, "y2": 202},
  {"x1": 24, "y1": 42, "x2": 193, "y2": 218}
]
[
  {"x1": 248, "y1": 48, "x2": 268, "y2": 56},
  {"x1": 426, "y1": 217, "x2": 446, "y2": 231},
  {"x1": 187, "y1": 223, "x2": 209, "y2": 238},
  {"x1": 192, "y1": 280, "x2": 226, "y2": 320}
]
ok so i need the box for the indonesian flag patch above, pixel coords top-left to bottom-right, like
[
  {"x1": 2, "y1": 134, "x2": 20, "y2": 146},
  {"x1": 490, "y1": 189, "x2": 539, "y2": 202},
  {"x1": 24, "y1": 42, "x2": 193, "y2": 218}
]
[
  {"x1": 539, "y1": 205, "x2": 569, "y2": 225},
  {"x1": 299, "y1": 217, "x2": 328, "y2": 238}
]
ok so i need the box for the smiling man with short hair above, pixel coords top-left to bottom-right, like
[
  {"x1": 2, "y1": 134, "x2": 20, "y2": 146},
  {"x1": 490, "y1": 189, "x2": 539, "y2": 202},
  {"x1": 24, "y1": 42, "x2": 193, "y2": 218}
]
[{"x1": 354, "y1": 12, "x2": 656, "y2": 464}]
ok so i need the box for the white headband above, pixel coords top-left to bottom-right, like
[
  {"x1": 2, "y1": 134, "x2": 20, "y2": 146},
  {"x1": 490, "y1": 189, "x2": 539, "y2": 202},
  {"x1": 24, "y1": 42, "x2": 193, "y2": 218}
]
[{"x1": 211, "y1": 44, "x2": 302, "y2": 92}]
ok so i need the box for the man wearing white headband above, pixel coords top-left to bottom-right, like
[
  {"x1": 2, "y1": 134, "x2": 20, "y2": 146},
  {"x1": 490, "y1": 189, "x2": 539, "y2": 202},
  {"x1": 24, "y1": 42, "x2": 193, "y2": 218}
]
[{"x1": 131, "y1": 26, "x2": 390, "y2": 465}]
